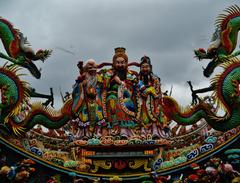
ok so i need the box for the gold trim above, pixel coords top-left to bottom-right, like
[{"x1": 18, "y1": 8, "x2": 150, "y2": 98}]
[{"x1": 0, "y1": 130, "x2": 240, "y2": 177}]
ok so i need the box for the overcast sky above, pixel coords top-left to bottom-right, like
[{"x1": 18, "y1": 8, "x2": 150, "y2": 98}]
[{"x1": 0, "y1": 0, "x2": 239, "y2": 108}]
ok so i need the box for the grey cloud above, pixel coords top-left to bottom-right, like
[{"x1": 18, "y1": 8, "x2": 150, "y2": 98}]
[{"x1": 0, "y1": 0, "x2": 239, "y2": 108}]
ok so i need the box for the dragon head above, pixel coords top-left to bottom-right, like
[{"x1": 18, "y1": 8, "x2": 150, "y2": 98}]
[
  {"x1": 194, "y1": 27, "x2": 222, "y2": 78},
  {"x1": 194, "y1": 48, "x2": 219, "y2": 77},
  {"x1": 194, "y1": 48, "x2": 217, "y2": 60},
  {"x1": 15, "y1": 32, "x2": 52, "y2": 79},
  {"x1": 195, "y1": 25, "x2": 221, "y2": 61},
  {"x1": 15, "y1": 49, "x2": 52, "y2": 79}
]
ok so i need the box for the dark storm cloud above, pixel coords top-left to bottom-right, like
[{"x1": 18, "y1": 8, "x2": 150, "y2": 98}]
[{"x1": 0, "y1": 0, "x2": 239, "y2": 107}]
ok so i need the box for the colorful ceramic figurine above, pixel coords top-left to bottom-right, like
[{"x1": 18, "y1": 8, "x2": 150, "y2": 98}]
[{"x1": 102, "y1": 47, "x2": 138, "y2": 138}]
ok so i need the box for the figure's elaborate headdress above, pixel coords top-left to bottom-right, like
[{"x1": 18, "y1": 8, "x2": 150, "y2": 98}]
[
  {"x1": 140, "y1": 55, "x2": 153, "y2": 76},
  {"x1": 140, "y1": 55, "x2": 151, "y2": 66},
  {"x1": 112, "y1": 47, "x2": 128, "y2": 63}
]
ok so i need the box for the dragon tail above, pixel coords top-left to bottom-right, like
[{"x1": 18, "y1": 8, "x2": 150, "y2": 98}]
[
  {"x1": 161, "y1": 96, "x2": 234, "y2": 132},
  {"x1": 24, "y1": 99, "x2": 73, "y2": 131},
  {"x1": 9, "y1": 99, "x2": 73, "y2": 135}
]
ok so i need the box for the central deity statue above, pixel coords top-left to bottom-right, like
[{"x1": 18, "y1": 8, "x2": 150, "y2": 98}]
[
  {"x1": 71, "y1": 47, "x2": 169, "y2": 140},
  {"x1": 101, "y1": 47, "x2": 138, "y2": 138}
]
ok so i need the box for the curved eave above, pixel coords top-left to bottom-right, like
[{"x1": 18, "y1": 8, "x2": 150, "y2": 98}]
[{"x1": 0, "y1": 131, "x2": 240, "y2": 180}]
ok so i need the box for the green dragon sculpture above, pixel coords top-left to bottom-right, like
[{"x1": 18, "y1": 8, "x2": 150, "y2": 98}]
[
  {"x1": 0, "y1": 18, "x2": 72, "y2": 135},
  {"x1": 0, "y1": 17, "x2": 52, "y2": 79},
  {"x1": 162, "y1": 57, "x2": 240, "y2": 132},
  {"x1": 0, "y1": 18, "x2": 55, "y2": 106},
  {"x1": 164, "y1": 6, "x2": 240, "y2": 131},
  {"x1": 194, "y1": 5, "x2": 240, "y2": 78},
  {"x1": 0, "y1": 64, "x2": 72, "y2": 135}
]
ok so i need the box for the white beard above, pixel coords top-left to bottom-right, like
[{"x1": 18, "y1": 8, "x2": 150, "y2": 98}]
[{"x1": 86, "y1": 73, "x2": 97, "y2": 88}]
